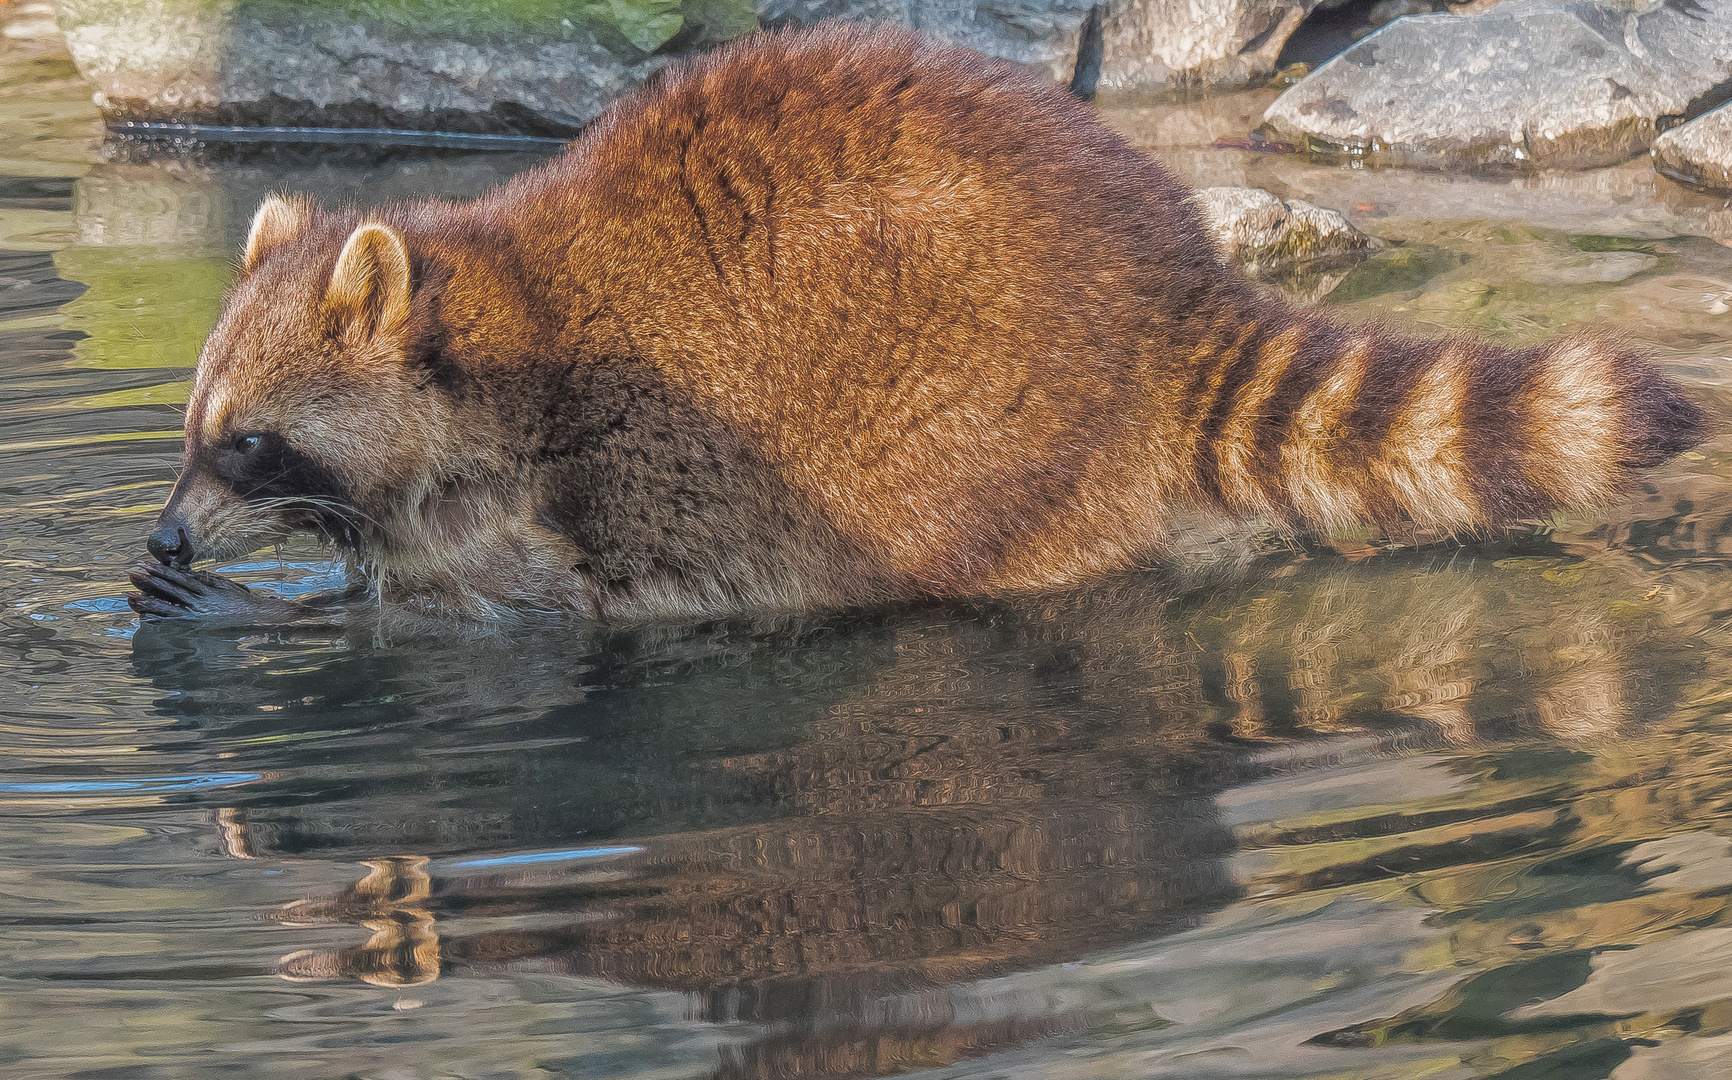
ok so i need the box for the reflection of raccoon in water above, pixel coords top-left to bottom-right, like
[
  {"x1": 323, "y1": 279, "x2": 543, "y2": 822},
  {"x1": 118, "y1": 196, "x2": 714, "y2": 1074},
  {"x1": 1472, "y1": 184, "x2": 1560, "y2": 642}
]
[
  {"x1": 128, "y1": 23, "x2": 1705, "y2": 624},
  {"x1": 152, "y1": 560, "x2": 1687, "y2": 1077}
]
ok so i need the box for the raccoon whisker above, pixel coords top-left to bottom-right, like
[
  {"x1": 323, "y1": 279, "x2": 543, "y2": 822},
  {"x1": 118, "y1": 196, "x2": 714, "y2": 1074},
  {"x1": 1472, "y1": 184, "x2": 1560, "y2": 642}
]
[
  {"x1": 295, "y1": 496, "x2": 378, "y2": 527},
  {"x1": 246, "y1": 495, "x2": 380, "y2": 533},
  {"x1": 240, "y1": 497, "x2": 342, "y2": 531},
  {"x1": 194, "y1": 519, "x2": 299, "y2": 569}
]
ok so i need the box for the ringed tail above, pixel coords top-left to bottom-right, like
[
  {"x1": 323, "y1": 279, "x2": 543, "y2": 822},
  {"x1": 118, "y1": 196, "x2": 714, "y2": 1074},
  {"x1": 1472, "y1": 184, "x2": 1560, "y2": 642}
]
[{"x1": 1182, "y1": 310, "x2": 1709, "y2": 536}]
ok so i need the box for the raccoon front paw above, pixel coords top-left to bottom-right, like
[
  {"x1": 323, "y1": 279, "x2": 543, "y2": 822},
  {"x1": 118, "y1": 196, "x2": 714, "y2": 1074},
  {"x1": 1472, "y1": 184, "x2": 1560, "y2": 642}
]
[{"x1": 126, "y1": 564, "x2": 317, "y2": 625}]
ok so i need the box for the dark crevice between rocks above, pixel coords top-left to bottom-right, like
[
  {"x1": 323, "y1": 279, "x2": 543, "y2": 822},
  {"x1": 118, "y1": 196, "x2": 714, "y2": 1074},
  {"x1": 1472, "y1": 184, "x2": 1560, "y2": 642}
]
[
  {"x1": 1277, "y1": 0, "x2": 1462, "y2": 75},
  {"x1": 1656, "y1": 72, "x2": 1732, "y2": 134},
  {"x1": 1650, "y1": 72, "x2": 1732, "y2": 194},
  {"x1": 1276, "y1": 0, "x2": 1388, "y2": 69},
  {"x1": 1069, "y1": 5, "x2": 1104, "y2": 101}
]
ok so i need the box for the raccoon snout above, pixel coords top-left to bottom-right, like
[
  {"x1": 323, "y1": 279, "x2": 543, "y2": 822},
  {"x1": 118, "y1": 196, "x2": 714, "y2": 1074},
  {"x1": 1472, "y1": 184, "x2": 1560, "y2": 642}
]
[{"x1": 146, "y1": 523, "x2": 195, "y2": 569}]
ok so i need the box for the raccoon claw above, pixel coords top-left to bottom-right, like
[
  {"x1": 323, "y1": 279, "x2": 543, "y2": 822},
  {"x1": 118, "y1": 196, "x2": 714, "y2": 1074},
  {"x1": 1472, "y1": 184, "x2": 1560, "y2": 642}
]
[{"x1": 126, "y1": 563, "x2": 310, "y2": 625}]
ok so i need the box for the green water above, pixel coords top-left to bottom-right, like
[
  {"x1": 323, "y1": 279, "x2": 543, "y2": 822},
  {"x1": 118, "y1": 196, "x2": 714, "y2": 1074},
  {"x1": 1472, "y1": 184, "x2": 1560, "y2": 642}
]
[{"x1": 8, "y1": 28, "x2": 1732, "y2": 1080}]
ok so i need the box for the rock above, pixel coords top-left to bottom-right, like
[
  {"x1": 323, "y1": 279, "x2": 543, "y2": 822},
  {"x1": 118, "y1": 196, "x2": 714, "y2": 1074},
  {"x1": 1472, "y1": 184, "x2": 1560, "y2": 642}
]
[
  {"x1": 1194, "y1": 185, "x2": 1385, "y2": 271},
  {"x1": 762, "y1": 0, "x2": 1330, "y2": 95},
  {"x1": 1654, "y1": 104, "x2": 1732, "y2": 195},
  {"x1": 54, "y1": 0, "x2": 755, "y2": 138},
  {"x1": 1096, "y1": 0, "x2": 1322, "y2": 98},
  {"x1": 1193, "y1": 186, "x2": 1385, "y2": 301},
  {"x1": 1264, "y1": 0, "x2": 1732, "y2": 170},
  {"x1": 758, "y1": 0, "x2": 1095, "y2": 85}
]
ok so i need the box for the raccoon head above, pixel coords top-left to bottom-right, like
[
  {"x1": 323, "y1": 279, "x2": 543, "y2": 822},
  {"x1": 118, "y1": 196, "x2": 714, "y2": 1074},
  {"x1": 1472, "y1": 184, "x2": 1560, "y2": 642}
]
[{"x1": 145, "y1": 196, "x2": 453, "y2": 570}]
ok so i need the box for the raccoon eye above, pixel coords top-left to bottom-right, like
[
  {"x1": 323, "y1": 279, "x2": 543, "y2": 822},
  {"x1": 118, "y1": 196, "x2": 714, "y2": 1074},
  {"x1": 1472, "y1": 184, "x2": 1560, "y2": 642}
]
[{"x1": 233, "y1": 433, "x2": 262, "y2": 456}]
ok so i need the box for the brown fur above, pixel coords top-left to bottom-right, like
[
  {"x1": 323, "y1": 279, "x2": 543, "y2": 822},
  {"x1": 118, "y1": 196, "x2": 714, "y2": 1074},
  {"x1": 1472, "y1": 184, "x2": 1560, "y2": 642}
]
[{"x1": 146, "y1": 23, "x2": 1709, "y2": 622}]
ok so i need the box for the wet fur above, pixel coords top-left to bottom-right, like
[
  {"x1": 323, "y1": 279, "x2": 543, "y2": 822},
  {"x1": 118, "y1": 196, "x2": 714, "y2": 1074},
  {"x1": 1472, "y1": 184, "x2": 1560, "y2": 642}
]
[{"x1": 133, "y1": 23, "x2": 1708, "y2": 623}]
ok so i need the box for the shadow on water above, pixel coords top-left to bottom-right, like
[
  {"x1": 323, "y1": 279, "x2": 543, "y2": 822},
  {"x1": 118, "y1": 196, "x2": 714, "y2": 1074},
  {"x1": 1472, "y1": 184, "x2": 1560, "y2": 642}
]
[{"x1": 114, "y1": 552, "x2": 1702, "y2": 1078}]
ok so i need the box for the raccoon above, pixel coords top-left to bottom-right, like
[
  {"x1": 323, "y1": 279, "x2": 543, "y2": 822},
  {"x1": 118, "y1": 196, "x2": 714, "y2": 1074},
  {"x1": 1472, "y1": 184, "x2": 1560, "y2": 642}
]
[{"x1": 126, "y1": 22, "x2": 1708, "y2": 625}]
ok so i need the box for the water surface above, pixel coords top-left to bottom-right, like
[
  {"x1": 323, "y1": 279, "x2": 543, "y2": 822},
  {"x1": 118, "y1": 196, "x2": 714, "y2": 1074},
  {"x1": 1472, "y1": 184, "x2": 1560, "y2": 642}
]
[{"x1": 8, "y1": 29, "x2": 1732, "y2": 1080}]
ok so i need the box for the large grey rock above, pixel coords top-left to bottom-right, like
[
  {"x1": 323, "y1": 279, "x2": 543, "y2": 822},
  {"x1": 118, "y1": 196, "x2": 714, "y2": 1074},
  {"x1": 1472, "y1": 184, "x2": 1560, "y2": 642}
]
[
  {"x1": 758, "y1": 0, "x2": 1095, "y2": 84},
  {"x1": 1653, "y1": 103, "x2": 1732, "y2": 194},
  {"x1": 759, "y1": 0, "x2": 1327, "y2": 95},
  {"x1": 59, "y1": 0, "x2": 1104, "y2": 135},
  {"x1": 1097, "y1": 0, "x2": 1321, "y2": 97},
  {"x1": 54, "y1": 0, "x2": 745, "y2": 137},
  {"x1": 1264, "y1": 0, "x2": 1732, "y2": 170}
]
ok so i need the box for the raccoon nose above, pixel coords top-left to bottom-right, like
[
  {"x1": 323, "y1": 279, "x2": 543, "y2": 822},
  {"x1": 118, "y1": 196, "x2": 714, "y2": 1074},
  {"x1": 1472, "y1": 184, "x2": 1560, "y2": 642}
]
[{"x1": 146, "y1": 524, "x2": 193, "y2": 569}]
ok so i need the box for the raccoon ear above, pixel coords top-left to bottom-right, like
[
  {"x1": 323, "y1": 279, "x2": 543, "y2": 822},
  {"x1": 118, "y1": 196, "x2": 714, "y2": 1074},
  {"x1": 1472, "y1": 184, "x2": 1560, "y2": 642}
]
[
  {"x1": 324, "y1": 222, "x2": 414, "y2": 345},
  {"x1": 241, "y1": 195, "x2": 309, "y2": 273}
]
